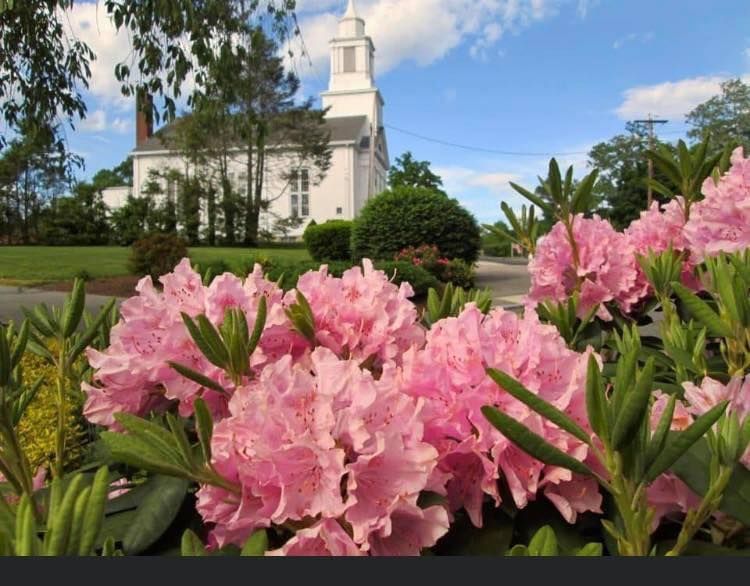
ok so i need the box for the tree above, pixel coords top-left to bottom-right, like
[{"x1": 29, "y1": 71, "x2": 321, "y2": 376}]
[
  {"x1": 0, "y1": 1, "x2": 297, "y2": 142},
  {"x1": 205, "y1": 27, "x2": 331, "y2": 246},
  {"x1": 39, "y1": 182, "x2": 109, "y2": 245},
  {"x1": 388, "y1": 152, "x2": 446, "y2": 194},
  {"x1": 0, "y1": 121, "x2": 75, "y2": 243},
  {"x1": 586, "y1": 123, "x2": 675, "y2": 229},
  {"x1": 686, "y1": 78, "x2": 750, "y2": 151}
]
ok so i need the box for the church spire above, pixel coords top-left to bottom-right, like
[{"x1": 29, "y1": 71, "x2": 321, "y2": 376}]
[
  {"x1": 343, "y1": 0, "x2": 358, "y2": 19},
  {"x1": 338, "y1": 0, "x2": 365, "y2": 38}
]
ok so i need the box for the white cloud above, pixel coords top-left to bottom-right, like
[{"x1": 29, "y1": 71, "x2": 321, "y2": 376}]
[
  {"x1": 293, "y1": 0, "x2": 572, "y2": 80},
  {"x1": 79, "y1": 109, "x2": 107, "y2": 132},
  {"x1": 615, "y1": 75, "x2": 737, "y2": 120},
  {"x1": 613, "y1": 31, "x2": 654, "y2": 49},
  {"x1": 77, "y1": 108, "x2": 131, "y2": 134},
  {"x1": 65, "y1": 2, "x2": 133, "y2": 106}
]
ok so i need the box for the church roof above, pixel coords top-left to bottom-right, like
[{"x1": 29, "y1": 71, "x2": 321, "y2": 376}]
[{"x1": 132, "y1": 115, "x2": 369, "y2": 153}]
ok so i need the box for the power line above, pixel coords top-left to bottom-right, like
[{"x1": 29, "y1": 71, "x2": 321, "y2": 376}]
[{"x1": 385, "y1": 124, "x2": 591, "y2": 157}]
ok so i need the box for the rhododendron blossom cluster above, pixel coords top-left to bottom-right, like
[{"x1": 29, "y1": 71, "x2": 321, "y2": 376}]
[
  {"x1": 527, "y1": 214, "x2": 643, "y2": 320},
  {"x1": 401, "y1": 304, "x2": 603, "y2": 526},
  {"x1": 196, "y1": 347, "x2": 448, "y2": 555},
  {"x1": 684, "y1": 147, "x2": 750, "y2": 261}
]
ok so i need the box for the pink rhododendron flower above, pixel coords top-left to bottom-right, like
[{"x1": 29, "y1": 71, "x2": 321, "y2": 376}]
[
  {"x1": 684, "y1": 147, "x2": 750, "y2": 261},
  {"x1": 82, "y1": 259, "x2": 301, "y2": 427},
  {"x1": 625, "y1": 197, "x2": 700, "y2": 291},
  {"x1": 290, "y1": 259, "x2": 424, "y2": 366},
  {"x1": 683, "y1": 375, "x2": 750, "y2": 468},
  {"x1": 527, "y1": 215, "x2": 642, "y2": 320},
  {"x1": 401, "y1": 304, "x2": 602, "y2": 527},
  {"x1": 195, "y1": 347, "x2": 445, "y2": 555},
  {"x1": 266, "y1": 519, "x2": 363, "y2": 556}
]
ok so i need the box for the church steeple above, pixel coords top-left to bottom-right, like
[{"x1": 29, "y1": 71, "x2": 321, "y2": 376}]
[
  {"x1": 338, "y1": 0, "x2": 365, "y2": 38},
  {"x1": 327, "y1": 0, "x2": 375, "y2": 93},
  {"x1": 321, "y1": 1, "x2": 384, "y2": 131}
]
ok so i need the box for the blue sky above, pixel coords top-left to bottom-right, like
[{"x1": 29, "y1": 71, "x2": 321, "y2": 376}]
[{"x1": 66, "y1": 0, "x2": 750, "y2": 224}]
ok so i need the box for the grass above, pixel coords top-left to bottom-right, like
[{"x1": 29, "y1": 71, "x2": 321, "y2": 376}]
[{"x1": 0, "y1": 246, "x2": 310, "y2": 285}]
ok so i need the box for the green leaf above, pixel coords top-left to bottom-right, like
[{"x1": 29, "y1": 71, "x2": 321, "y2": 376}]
[
  {"x1": 481, "y1": 406, "x2": 592, "y2": 476},
  {"x1": 181, "y1": 529, "x2": 207, "y2": 556},
  {"x1": 576, "y1": 542, "x2": 603, "y2": 556},
  {"x1": 66, "y1": 485, "x2": 91, "y2": 555},
  {"x1": 506, "y1": 544, "x2": 529, "y2": 556},
  {"x1": 194, "y1": 398, "x2": 214, "y2": 464},
  {"x1": 584, "y1": 355, "x2": 608, "y2": 442},
  {"x1": 168, "y1": 361, "x2": 227, "y2": 395},
  {"x1": 181, "y1": 313, "x2": 226, "y2": 368},
  {"x1": 672, "y1": 282, "x2": 734, "y2": 338},
  {"x1": 611, "y1": 357, "x2": 655, "y2": 451},
  {"x1": 78, "y1": 466, "x2": 110, "y2": 555},
  {"x1": 45, "y1": 473, "x2": 85, "y2": 556},
  {"x1": 101, "y1": 431, "x2": 188, "y2": 478},
  {"x1": 645, "y1": 401, "x2": 729, "y2": 482},
  {"x1": 122, "y1": 475, "x2": 189, "y2": 555},
  {"x1": 247, "y1": 295, "x2": 267, "y2": 355},
  {"x1": 671, "y1": 438, "x2": 750, "y2": 526},
  {"x1": 509, "y1": 181, "x2": 552, "y2": 213},
  {"x1": 527, "y1": 525, "x2": 558, "y2": 556},
  {"x1": 240, "y1": 529, "x2": 268, "y2": 556},
  {"x1": 62, "y1": 278, "x2": 86, "y2": 338},
  {"x1": 645, "y1": 394, "x2": 677, "y2": 470},
  {"x1": 67, "y1": 298, "x2": 117, "y2": 366},
  {"x1": 15, "y1": 495, "x2": 38, "y2": 556},
  {"x1": 486, "y1": 368, "x2": 590, "y2": 445}
]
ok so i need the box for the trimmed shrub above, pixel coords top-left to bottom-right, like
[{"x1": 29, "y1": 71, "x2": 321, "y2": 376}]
[
  {"x1": 441, "y1": 258, "x2": 475, "y2": 289},
  {"x1": 352, "y1": 186, "x2": 481, "y2": 263},
  {"x1": 128, "y1": 233, "x2": 189, "y2": 280},
  {"x1": 376, "y1": 261, "x2": 440, "y2": 297},
  {"x1": 303, "y1": 220, "x2": 353, "y2": 261}
]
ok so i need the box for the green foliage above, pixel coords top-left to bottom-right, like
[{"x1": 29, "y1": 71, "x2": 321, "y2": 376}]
[
  {"x1": 686, "y1": 78, "x2": 750, "y2": 152},
  {"x1": 128, "y1": 233, "x2": 189, "y2": 280},
  {"x1": 387, "y1": 151, "x2": 446, "y2": 194},
  {"x1": 352, "y1": 186, "x2": 481, "y2": 263},
  {"x1": 423, "y1": 283, "x2": 493, "y2": 327},
  {"x1": 303, "y1": 220, "x2": 352, "y2": 261},
  {"x1": 484, "y1": 203, "x2": 539, "y2": 255},
  {"x1": 441, "y1": 258, "x2": 475, "y2": 289}
]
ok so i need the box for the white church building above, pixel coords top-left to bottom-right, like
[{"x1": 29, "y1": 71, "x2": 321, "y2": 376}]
[{"x1": 103, "y1": 0, "x2": 389, "y2": 239}]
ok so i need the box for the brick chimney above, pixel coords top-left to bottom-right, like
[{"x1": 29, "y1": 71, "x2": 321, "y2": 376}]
[{"x1": 135, "y1": 90, "x2": 153, "y2": 148}]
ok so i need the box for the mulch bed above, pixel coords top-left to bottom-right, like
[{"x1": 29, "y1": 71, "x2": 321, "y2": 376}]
[{"x1": 40, "y1": 275, "x2": 141, "y2": 298}]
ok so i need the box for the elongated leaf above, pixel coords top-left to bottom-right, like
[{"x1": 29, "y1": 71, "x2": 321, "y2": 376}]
[
  {"x1": 611, "y1": 357, "x2": 655, "y2": 450},
  {"x1": 67, "y1": 298, "x2": 117, "y2": 365},
  {"x1": 122, "y1": 475, "x2": 189, "y2": 555},
  {"x1": 481, "y1": 406, "x2": 592, "y2": 476},
  {"x1": 672, "y1": 282, "x2": 734, "y2": 338},
  {"x1": 240, "y1": 529, "x2": 268, "y2": 556},
  {"x1": 194, "y1": 398, "x2": 213, "y2": 464},
  {"x1": 168, "y1": 361, "x2": 226, "y2": 395},
  {"x1": 45, "y1": 473, "x2": 84, "y2": 556},
  {"x1": 528, "y1": 525, "x2": 558, "y2": 556},
  {"x1": 113, "y1": 413, "x2": 185, "y2": 467},
  {"x1": 645, "y1": 394, "x2": 676, "y2": 469},
  {"x1": 9, "y1": 319, "x2": 29, "y2": 369},
  {"x1": 66, "y1": 485, "x2": 91, "y2": 555},
  {"x1": 645, "y1": 401, "x2": 729, "y2": 482},
  {"x1": 101, "y1": 432, "x2": 188, "y2": 478},
  {"x1": 509, "y1": 182, "x2": 552, "y2": 213},
  {"x1": 487, "y1": 368, "x2": 590, "y2": 445},
  {"x1": 62, "y1": 279, "x2": 86, "y2": 338},
  {"x1": 181, "y1": 313, "x2": 225, "y2": 368},
  {"x1": 16, "y1": 495, "x2": 37, "y2": 556},
  {"x1": 247, "y1": 295, "x2": 267, "y2": 355},
  {"x1": 78, "y1": 466, "x2": 110, "y2": 556},
  {"x1": 671, "y1": 438, "x2": 750, "y2": 526},
  {"x1": 584, "y1": 355, "x2": 608, "y2": 441},
  {"x1": 576, "y1": 542, "x2": 603, "y2": 556}
]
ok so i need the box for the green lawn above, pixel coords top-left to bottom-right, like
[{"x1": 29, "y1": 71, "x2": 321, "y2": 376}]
[{"x1": 0, "y1": 246, "x2": 310, "y2": 285}]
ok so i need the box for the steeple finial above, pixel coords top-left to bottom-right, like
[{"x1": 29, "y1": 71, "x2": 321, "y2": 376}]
[{"x1": 343, "y1": 0, "x2": 358, "y2": 19}]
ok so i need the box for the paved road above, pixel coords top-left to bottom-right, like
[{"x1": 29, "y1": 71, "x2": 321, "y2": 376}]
[
  {"x1": 0, "y1": 285, "x2": 117, "y2": 326},
  {"x1": 474, "y1": 260, "x2": 531, "y2": 308}
]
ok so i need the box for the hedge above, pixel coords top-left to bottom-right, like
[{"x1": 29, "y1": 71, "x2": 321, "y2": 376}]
[
  {"x1": 303, "y1": 220, "x2": 353, "y2": 261},
  {"x1": 351, "y1": 186, "x2": 481, "y2": 263}
]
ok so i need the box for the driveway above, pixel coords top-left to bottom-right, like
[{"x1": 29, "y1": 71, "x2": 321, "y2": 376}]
[
  {"x1": 474, "y1": 259, "x2": 531, "y2": 308},
  {"x1": 0, "y1": 285, "x2": 118, "y2": 326}
]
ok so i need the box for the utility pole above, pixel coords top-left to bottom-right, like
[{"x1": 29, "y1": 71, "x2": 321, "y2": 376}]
[{"x1": 633, "y1": 114, "x2": 667, "y2": 208}]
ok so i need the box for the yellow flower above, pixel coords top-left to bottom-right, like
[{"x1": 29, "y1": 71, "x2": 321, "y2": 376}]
[{"x1": 15, "y1": 353, "x2": 84, "y2": 473}]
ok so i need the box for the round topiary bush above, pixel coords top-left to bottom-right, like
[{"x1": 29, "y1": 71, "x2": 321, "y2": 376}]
[
  {"x1": 303, "y1": 219, "x2": 353, "y2": 261},
  {"x1": 351, "y1": 186, "x2": 481, "y2": 263},
  {"x1": 128, "y1": 233, "x2": 189, "y2": 280}
]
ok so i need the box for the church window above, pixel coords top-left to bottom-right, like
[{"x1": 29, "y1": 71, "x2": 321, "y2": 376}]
[
  {"x1": 343, "y1": 47, "x2": 356, "y2": 73},
  {"x1": 290, "y1": 169, "x2": 310, "y2": 217},
  {"x1": 336, "y1": 207, "x2": 343, "y2": 215}
]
